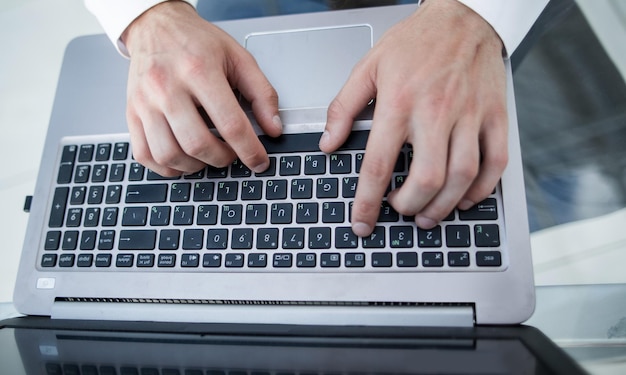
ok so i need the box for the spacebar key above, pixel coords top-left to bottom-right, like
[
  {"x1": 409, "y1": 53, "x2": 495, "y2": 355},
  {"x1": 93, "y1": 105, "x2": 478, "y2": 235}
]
[
  {"x1": 119, "y1": 230, "x2": 156, "y2": 250},
  {"x1": 126, "y1": 184, "x2": 167, "y2": 203}
]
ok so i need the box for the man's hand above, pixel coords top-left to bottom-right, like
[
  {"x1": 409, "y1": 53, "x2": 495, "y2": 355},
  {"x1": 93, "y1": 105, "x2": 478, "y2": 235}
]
[
  {"x1": 319, "y1": 0, "x2": 508, "y2": 236},
  {"x1": 123, "y1": 1, "x2": 282, "y2": 177}
]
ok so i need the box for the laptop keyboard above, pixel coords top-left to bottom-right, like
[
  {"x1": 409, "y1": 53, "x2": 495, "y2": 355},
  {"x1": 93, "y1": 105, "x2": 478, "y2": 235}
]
[{"x1": 39, "y1": 131, "x2": 506, "y2": 272}]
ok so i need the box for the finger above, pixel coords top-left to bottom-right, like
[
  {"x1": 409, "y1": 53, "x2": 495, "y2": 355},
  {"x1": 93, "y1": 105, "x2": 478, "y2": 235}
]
[
  {"x1": 192, "y1": 72, "x2": 270, "y2": 173},
  {"x1": 231, "y1": 51, "x2": 282, "y2": 137},
  {"x1": 320, "y1": 60, "x2": 376, "y2": 153},
  {"x1": 351, "y1": 109, "x2": 407, "y2": 237},
  {"x1": 459, "y1": 108, "x2": 508, "y2": 209},
  {"x1": 414, "y1": 119, "x2": 480, "y2": 229},
  {"x1": 163, "y1": 93, "x2": 238, "y2": 170}
]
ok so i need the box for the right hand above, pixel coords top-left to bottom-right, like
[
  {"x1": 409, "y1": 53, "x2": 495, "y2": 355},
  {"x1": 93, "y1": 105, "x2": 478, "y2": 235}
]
[{"x1": 123, "y1": 1, "x2": 282, "y2": 177}]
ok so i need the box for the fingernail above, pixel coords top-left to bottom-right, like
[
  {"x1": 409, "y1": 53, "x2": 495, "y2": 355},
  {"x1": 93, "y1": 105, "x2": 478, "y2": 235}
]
[
  {"x1": 252, "y1": 160, "x2": 270, "y2": 174},
  {"x1": 272, "y1": 115, "x2": 283, "y2": 131},
  {"x1": 458, "y1": 199, "x2": 475, "y2": 211},
  {"x1": 319, "y1": 130, "x2": 330, "y2": 148},
  {"x1": 415, "y1": 216, "x2": 437, "y2": 229},
  {"x1": 352, "y1": 222, "x2": 372, "y2": 237}
]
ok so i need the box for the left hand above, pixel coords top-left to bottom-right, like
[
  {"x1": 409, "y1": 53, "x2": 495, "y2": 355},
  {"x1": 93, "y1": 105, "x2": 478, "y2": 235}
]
[{"x1": 319, "y1": 0, "x2": 509, "y2": 236}]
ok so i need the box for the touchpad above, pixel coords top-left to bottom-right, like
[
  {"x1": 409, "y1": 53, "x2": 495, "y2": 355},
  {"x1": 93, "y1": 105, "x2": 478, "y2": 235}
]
[{"x1": 245, "y1": 25, "x2": 372, "y2": 110}]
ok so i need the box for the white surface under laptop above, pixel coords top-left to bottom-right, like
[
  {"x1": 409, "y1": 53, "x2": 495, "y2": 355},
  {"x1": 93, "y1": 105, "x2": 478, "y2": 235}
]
[{"x1": 13, "y1": 5, "x2": 534, "y2": 326}]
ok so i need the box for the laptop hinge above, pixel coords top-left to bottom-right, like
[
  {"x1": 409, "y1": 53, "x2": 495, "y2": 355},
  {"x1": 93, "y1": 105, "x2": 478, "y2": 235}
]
[{"x1": 51, "y1": 302, "x2": 475, "y2": 327}]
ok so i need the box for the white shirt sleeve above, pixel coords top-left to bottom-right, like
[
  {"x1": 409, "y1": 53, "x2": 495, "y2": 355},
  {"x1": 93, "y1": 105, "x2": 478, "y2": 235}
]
[
  {"x1": 456, "y1": 0, "x2": 549, "y2": 56},
  {"x1": 84, "y1": 0, "x2": 198, "y2": 57}
]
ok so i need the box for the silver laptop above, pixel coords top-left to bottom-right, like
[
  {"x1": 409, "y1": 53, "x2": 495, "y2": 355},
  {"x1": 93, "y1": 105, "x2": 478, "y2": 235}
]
[{"x1": 13, "y1": 4, "x2": 535, "y2": 327}]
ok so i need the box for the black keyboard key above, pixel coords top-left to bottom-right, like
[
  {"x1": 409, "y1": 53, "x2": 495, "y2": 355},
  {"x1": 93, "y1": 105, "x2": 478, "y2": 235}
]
[
  {"x1": 203, "y1": 253, "x2": 222, "y2": 267},
  {"x1": 193, "y1": 182, "x2": 214, "y2": 202},
  {"x1": 116, "y1": 254, "x2": 134, "y2": 267},
  {"x1": 184, "y1": 169, "x2": 205, "y2": 179},
  {"x1": 231, "y1": 159, "x2": 252, "y2": 177},
  {"x1": 217, "y1": 181, "x2": 238, "y2": 201},
  {"x1": 308, "y1": 227, "x2": 331, "y2": 249},
  {"x1": 291, "y1": 178, "x2": 313, "y2": 199},
  {"x1": 113, "y1": 142, "x2": 129, "y2": 160},
  {"x1": 61, "y1": 145, "x2": 78, "y2": 163},
  {"x1": 78, "y1": 144, "x2": 94, "y2": 162},
  {"x1": 296, "y1": 202, "x2": 318, "y2": 224},
  {"x1": 474, "y1": 224, "x2": 500, "y2": 247},
  {"x1": 87, "y1": 185, "x2": 104, "y2": 204},
  {"x1": 159, "y1": 229, "x2": 180, "y2": 250},
  {"x1": 118, "y1": 230, "x2": 156, "y2": 250},
  {"x1": 102, "y1": 207, "x2": 118, "y2": 226},
  {"x1": 389, "y1": 226, "x2": 414, "y2": 248},
  {"x1": 150, "y1": 206, "x2": 171, "y2": 226},
  {"x1": 363, "y1": 226, "x2": 385, "y2": 248},
  {"x1": 330, "y1": 154, "x2": 351, "y2": 174},
  {"x1": 58, "y1": 254, "x2": 75, "y2": 267},
  {"x1": 476, "y1": 251, "x2": 502, "y2": 267},
  {"x1": 147, "y1": 170, "x2": 180, "y2": 181},
  {"x1": 255, "y1": 157, "x2": 276, "y2": 177},
  {"x1": 397, "y1": 252, "x2": 418, "y2": 267},
  {"x1": 57, "y1": 163, "x2": 74, "y2": 184},
  {"x1": 378, "y1": 201, "x2": 399, "y2": 222},
  {"x1": 181, "y1": 253, "x2": 200, "y2": 267},
  {"x1": 316, "y1": 178, "x2": 339, "y2": 198},
  {"x1": 137, "y1": 254, "x2": 155, "y2": 267},
  {"x1": 207, "y1": 165, "x2": 228, "y2": 178},
  {"x1": 271, "y1": 203, "x2": 293, "y2": 224},
  {"x1": 296, "y1": 253, "x2": 316, "y2": 267},
  {"x1": 279, "y1": 156, "x2": 301, "y2": 176},
  {"x1": 129, "y1": 162, "x2": 145, "y2": 181},
  {"x1": 84, "y1": 208, "x2": 100, "y2": 227},
  {"x1": 41, "y1": 254, "x2": 57, "y2": 267},
  {"x1": 66, "y1": 208, "x2": 83, "y2": 227},
  {"x1": 197, "y1": 205, "x2": 218, "y2": 225},
  {"x1": 446, "y1": 225, "x2": 471, "y2": 247},
  {"x1": 372, "y1": 252, "x2": 392, "y2": 267},
  {"x1": 98, "y1": 230, "x2": 115, "y2": 250},
  {"x1": 245, "y1": 204, "x2": 267, "y2": 224},
  {"x1": 74, "y1": 165, "x2": 90, "y2": 183},
  {"x1": 266, "y1": 179, "x2": 288, "y2": 199},
  {"x1": 345, "y1": 253, "x2": 366, "y2": 267},
  {"x1": 304, "y1": 154, "x2": 326, "y2": 175},
  {"x1": 95, "y1": 253, "x2": 112, "y2": 267},
  {"x1": 417, "y1": 226, "x2": 442, "y2": 247},
  {"x1": 322, "y1": 202, "x2": 344, "y2": 223},
  {"x1": 122, "y1": 207, "x2": 148, "y2": 226},
  {"x1": 273, "y1": 253, "x2": 293, "y2": 268},
  {"x1": 422, "y1": 252, "x2": 444, "y2": 267},
  {"x1": 448, "y1": 252, "x2": 470, "y2": 267},
  {"x1": 92, "y1": 164, "x2": 108, "y2": 182},
  {"x1": 126, "y1": 184, "x2": 167, "y2": 203},
  {"x1": 95, "y1": 143, "x2": 112, "y2": 161},
  {"x1": 335, "y1": 227, "x2": 358, "y2": 248},
  {"x1": 173, "y1": 205, "x2": 194, "y2": 225},
  {"x1": 44, "y1": 231, "x2": 61, "y2": 250},
  {"x1": 77, "y1": 254, "x2": 93, "y2": 267},
  {"x1": 80, "y1": 230, "x2": 97, "y2": 250},
  {"x1": 459, "y1": 198, "x2": 498, "y2": 220},
  {"x1": 49, "y1": 187, "x2": 69, "y2": 228},
  {"x1": 183, "y1": 229, "x2": 204, "y2": 250},
  {"x1": 248, "y1": 253, "x2": 268, "y2": 268},
  {"x1": 225, "y1": 253, "x2": 244, "y2": 267},
  {"x1": 342, "y1": 177, "x2": 358, "y2": 198},
  {"x1": 106, "y1": 185, "x2": 122, "y2": 204},
  {"x1": 321, "y1": 253, "x2": 341, "y2": 267},
  {"x1": 110, "y1": 163, "x2": 126, "y2": 182},
  {"x1": 257, "y1": 228, "x2": 278, "y2": 249},
  {"x1": 282, "y1": 228, "x2": 304, "y2": 249},
  {"x1": 170, "y1": 183, "x2": 191, "y2": 202},
  {"x1": 221, "y1": 204, "x2": 243, "y2": 225},
  {"x1": 207, "y1": 229, "x2": 228, "y2": 249},
  {"x1": 70, "y1": 186, "x2": 86, "y2": 205},
  {"x1": 158, "y1": 254, "x2": 176, "y2": 267},
  {"x1": 62, "y1": 230, "x2": 79, "y2": 250},
  {"x1": 241, "y1": 180, "x2": 263, "y2": 200}
]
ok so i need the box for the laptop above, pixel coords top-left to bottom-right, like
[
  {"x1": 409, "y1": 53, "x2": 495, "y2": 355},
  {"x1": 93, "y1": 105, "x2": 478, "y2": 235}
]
[{"x1": 13, "y1": 4, "x2": 535, "y2": 328}]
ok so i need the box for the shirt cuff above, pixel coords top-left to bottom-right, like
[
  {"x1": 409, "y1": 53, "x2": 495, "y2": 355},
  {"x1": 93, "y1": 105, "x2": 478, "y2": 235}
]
[
  {"x1": 455, "y1": 0, "x2": 549, "y2": 57},
  {"x1": 84, "y1": 0, "x2": 198, "y2": 58}
]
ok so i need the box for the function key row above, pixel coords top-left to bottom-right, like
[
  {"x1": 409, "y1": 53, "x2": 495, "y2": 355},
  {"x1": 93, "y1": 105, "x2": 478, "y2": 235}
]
[{"x1": 41, "y1": 250, "x2": 503, "y2": 269}]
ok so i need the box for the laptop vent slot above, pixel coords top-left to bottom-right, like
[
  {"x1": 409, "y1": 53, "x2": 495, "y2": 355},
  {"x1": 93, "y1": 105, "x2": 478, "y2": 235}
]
[{"x1": 56, "y1": 297, "x2": 473, "y2": 308}]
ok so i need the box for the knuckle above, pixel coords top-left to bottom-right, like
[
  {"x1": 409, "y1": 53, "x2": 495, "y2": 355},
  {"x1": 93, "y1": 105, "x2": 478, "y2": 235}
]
[{"x1": 414, "y1": 168, "x2": 446, "y2": 195}]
